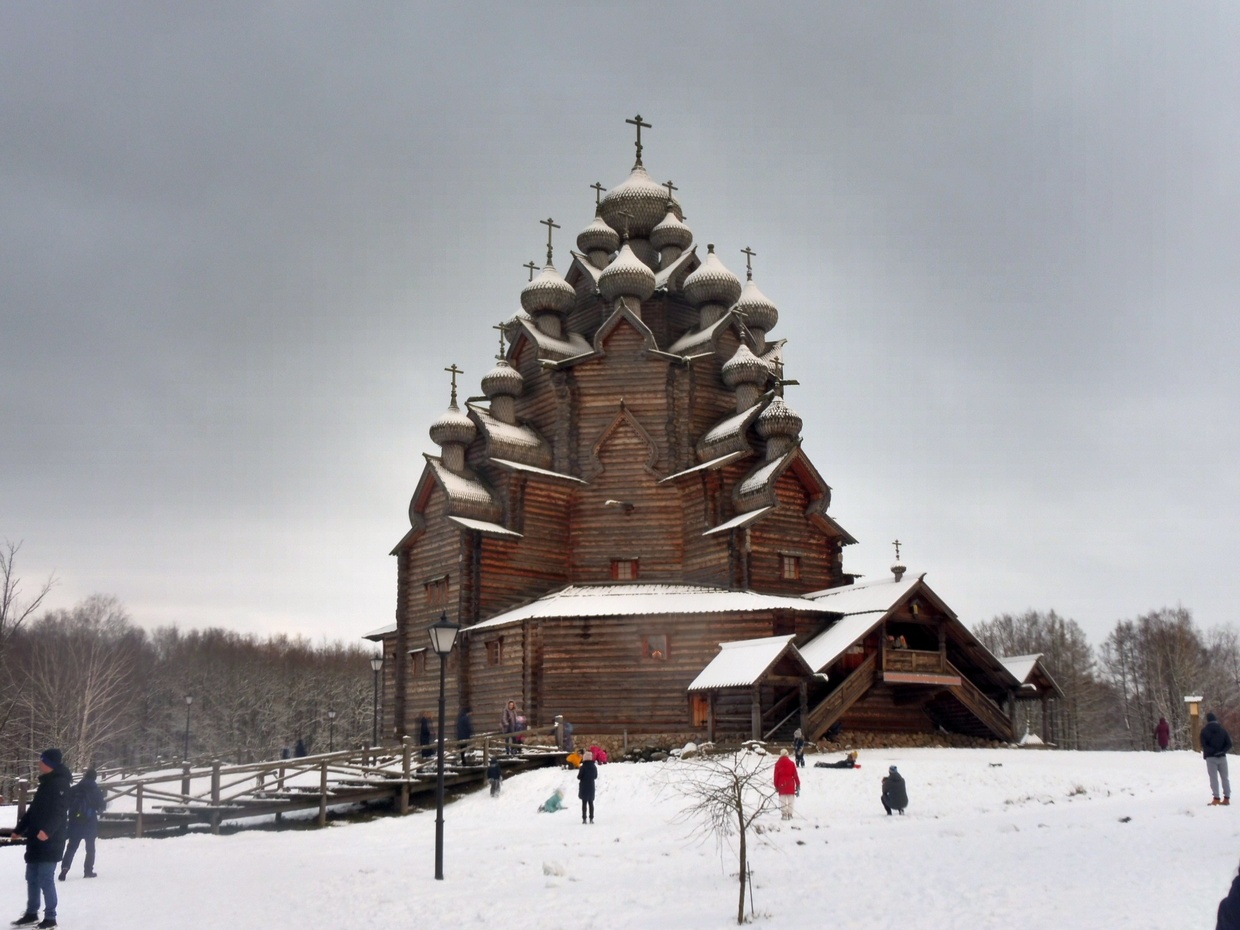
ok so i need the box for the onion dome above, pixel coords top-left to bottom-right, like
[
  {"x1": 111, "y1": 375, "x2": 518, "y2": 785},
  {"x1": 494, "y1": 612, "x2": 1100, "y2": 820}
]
[
  {"x1": 650, "y1": 208, "x2": 693, "y2": 253},
  {"x1": 755, "y1": 395, "x2": 803, "y2": 441},
  {"x1": 481, "y1": 358, "x2": 524, "y2": 399},
  {"x1": 520, "y1": 263, "x2": 575, "y2": 316},
  {"x1": 577, "y1": 211, "x2": 620, "y2": 255},
  {"x1": 735, "y1": 278, "x2": 779, "y2": 334},
  {"x1": 599, "y1": 164, "x2": 673, "y2": 239},
  {"x1": 598, "y1": 241, "x2": 656, "y2": 303},
  {"x1": 683, "y1": 244, "x2": 742, "y2": 309},
  {"x1": 429, "y1": 400, "x2": 477, "y2": 448},
  {"x1": 721, "y1": 344, "x2": 771, "y2": 389}
]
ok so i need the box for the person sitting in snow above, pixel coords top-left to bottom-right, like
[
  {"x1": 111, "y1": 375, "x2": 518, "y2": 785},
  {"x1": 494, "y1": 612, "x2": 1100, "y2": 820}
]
[
  {"x1": 881, "y1": 765, "x2": 908, "y2": 816},
  {"x1": 538, "y1": 788, "x2": 566, "y2": 813}
]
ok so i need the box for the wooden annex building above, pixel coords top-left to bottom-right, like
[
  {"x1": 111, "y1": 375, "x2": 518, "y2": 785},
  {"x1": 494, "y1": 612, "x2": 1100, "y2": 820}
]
[{"x1": 368, "y1": 118, "x2": 1033, "y2": 746}]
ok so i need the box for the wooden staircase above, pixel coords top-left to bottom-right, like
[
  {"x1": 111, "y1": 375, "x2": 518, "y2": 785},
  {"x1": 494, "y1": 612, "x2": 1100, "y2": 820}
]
[
  {"x1": 930, "y1": 661, "x2": 1013, "y2": 741},
  {"x1": 804, "y1": 653, "x2": 878, "y2": 741}
]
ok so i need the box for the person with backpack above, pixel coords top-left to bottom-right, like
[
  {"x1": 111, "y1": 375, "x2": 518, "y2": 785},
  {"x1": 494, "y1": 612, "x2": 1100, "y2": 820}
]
[{"x1": 59, "y1": 768, "x2": 105, "y2": 881}]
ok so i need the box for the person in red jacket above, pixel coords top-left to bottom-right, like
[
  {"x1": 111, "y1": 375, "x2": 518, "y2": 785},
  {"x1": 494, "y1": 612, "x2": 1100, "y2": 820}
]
[
  {"x1": 773, "y1": 749, "x2": 800, "y2": 821},
  {"x1": 1155, "y1": 717, "x2": 1171, "y2": 751}
]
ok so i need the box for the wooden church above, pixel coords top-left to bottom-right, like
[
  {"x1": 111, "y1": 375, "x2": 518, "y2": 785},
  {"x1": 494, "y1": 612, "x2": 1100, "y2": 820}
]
[{"x1": 369, "y1": 117, "x2": 1029, "y2": 746}]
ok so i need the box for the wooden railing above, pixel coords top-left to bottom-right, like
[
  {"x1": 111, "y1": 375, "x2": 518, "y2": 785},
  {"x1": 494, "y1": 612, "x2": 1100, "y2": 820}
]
[
  {"x1": 883, "y1": 648, "x2": 946, "y2": 675},
  {"x1": 946, "y1": 662, "x2": 1013, "y2": 741},
  {"x1": 805, "y1": 652, "x2": 878, "y2": 740}
]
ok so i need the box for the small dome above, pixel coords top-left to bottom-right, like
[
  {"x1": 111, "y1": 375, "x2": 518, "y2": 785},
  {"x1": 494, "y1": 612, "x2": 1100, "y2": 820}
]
[
  {"x1": 598, "y1": 241, "x2": 656, "y2": 302},
  {"x1": 429, "y1": 401, "x2": 477, "y2": 447},
  {"x1": 721, "y1": 344, "x2": 771, "y2": 389},
  {"x1": 650, "y1": 208, "x2": 693, "y2": 252},
  {"x1": 481, "y1": 359, "x2": 524, "y2": 399},
  {"x1": 735, "y1": 278, "x2": 778, "y2": 333},
  {"x1": 577, "y1": 211, "x2": 620, "y2": 255},
  {"x1": 683, "y1": 244, "x2": 742, "y2": 309},
  {"x1": 755, "y1": 395, "x2": 802, "y2": 440},
  {"x1": 599, "y1": 164, "x2": 674, "y2": 238},
  {"x1": 520, "y1": 263, "x2": 575, "y2": 315}
]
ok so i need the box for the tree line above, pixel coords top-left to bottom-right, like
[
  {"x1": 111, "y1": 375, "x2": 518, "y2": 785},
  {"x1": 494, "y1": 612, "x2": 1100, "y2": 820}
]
[
  {"x1": 0, "y1": 542, "x2": 378, "y2": 789},
  {"x1": 972, "y1": 606, "x2": 1239, "y2": 750}
]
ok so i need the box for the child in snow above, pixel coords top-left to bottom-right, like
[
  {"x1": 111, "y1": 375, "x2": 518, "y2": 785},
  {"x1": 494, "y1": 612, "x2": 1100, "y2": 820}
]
[
  {"x1": 793, "y1": 729, "x2": 806, "y2": 768},
  {"x1": 774, "y1": 749, "x2": 800, "y2": 820},
  {"x1": 815, "y1": 750, "x2": 859, "y2": 769},
  {"x1": 487, "y1": 757, "x2": 503, "y2": 797},
  {"x1": 578, "y1": 751, "x2": 598, "y2": 823},
  {"x1": 538, "y1": 789, "x2": 566, "y2": 813}
]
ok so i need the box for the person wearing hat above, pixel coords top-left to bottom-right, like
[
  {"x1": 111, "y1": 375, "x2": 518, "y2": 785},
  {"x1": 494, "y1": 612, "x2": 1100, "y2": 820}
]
[
  {"x1": 1202, "y1": 711, "x2": 1233, "y2": 805},
  {"x1": 881, "y1": 765, "x2": 908, "y2": 816},
  {"x1": 577, "y1": 751, "x2": 598, "y2": 823},
  {"x1": 60, "y1": 767, "x2": 105, "y2": 881},
  {"x1": 774, "y1": 749, "x2": 800, "y2": 820},
  {"x1": 10, "y1": 748, "x2": 72, "y2": 928}
]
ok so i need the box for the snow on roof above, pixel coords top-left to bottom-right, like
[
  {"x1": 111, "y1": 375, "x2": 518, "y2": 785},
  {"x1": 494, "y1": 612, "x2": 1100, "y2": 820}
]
[
  {"x1": 466, "y1": 583, "x2": 828, "y2": 633},
  {"x1": 468, "y1": 405, "x2": 549, "y2": 452},
  {"x1": 659, "y1": 450, "x2": 746, "y2": 483},
  {"x1": 797, "y1": 613, "x2": 887, "y2": 673},
  {"x1": 804, "y1": 572, "x2": 919, "y2": 614},
  {"x1": 447, "y1": 516, "x2": 522, "y2": 538},
  {"x1": 700, "y1": 404, "x2": 759, "y2": 445},
  {"x1": 737, "y1": 454, "x2": 786, "y2": 497},
  {"x1": 1000, "y1": 654, "x2": 1043, "y2": 685},
  {"x1": 490, "y1": 459, "x2": 585, "y2": 483},
  {"x1": 427, "y1": 458, "x2": 496, "y2": 508},
  {"x1": 703, "y1": 506, "x2": 774, "y2": 536},
  {"x1": 668, "y1": 312, "x2": 736, "y2": 356},
  {"x1": 362, "y1": 622, "x2": 396, "y2": 641},
  {"x1": 687, "y1": 635, "x2": 797, "y2": 691},
  {"x1": 654, "y1": 247, "x2": 695, "y2": 290}
]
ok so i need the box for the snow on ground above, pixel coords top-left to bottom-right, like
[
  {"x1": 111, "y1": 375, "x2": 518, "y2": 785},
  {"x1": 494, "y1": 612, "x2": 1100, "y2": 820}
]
[{"x1": 11, "y1": 747, "x2": 1240, "y2": 929}]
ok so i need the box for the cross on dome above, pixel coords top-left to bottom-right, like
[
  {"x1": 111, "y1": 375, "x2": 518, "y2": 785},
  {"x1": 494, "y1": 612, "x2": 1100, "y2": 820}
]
[
  {"x1": 893, "y1": 539, "x2": 902, "y2": 562},
  {"x1": 444, "y1": 363, "x2": 464, "y2": 405},
  {"x1": 591, "y1": 181, "x2": 606, "y2": 206},
  {"x1": 663, "y1": 179, "x2": 678, "y2": 203},
  {"x1": 492, "y1": 322, "x2": 507, "y2": 359},
  {"x1": 741, "y1": 246, "x2": 757, "y2": 280},
  {"x1": 540, "y1": 217, "x2": 560, "y2": 264},
  {"x1": 524, "y1": 260, "x2": 538, "y2": 281},
  {"x1": 625, "y1": 113, "x2": 651, "y2": 166}
]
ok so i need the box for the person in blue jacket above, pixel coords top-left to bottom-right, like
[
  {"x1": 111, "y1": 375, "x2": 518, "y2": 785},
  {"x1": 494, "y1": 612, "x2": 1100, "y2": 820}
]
[{"x1": 59, "y1": 768, "x2": 105, "y2": 881}]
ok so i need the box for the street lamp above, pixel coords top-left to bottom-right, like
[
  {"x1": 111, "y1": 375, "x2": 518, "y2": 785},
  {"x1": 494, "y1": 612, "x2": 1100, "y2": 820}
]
[
  {"x1": 328, "y1": 709, "x2": 337, "y2": 752},
  {"x1": 428, "y1": 611, "x2": 461, "y2": 881},
  {"x1": 183, "y1": 694, "x2": 193, "y2": 762},
  {"x1": 370, "y1": 654, "x2": 384, "y2": 748}
]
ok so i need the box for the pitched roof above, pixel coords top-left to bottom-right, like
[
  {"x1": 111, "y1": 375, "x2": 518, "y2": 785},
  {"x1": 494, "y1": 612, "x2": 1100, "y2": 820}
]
[{"x1": 687, "y1": 635, "x2": 800, "y2": 691}]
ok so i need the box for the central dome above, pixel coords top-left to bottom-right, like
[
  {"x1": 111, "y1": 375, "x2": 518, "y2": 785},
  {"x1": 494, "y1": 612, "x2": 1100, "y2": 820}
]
[{"x1": 599, "y1": 164, "x2": 675, "y2": 239}]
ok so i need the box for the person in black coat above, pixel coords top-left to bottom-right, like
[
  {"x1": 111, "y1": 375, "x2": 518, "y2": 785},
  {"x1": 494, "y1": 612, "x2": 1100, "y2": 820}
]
[
  {"x1": 577, "y1": 751, "x2": 599, "y2": 824},
  {"x1": 419, "y1": 713, "x2": 434, "y2": 760},
  {"x1": 1202, "y1": 712, "x2": 1233, "y2": 804},
  {"x1": 456, "y1": 708, "x2": 474, "y2": 766},
  {"x1": 11, "y1": 748, "x2": 72, "y2": 927},
  {"x1": 59, "y1": 768, "x2": 105, "y2": 881},
  {"x1": 881, "y1": 765, "x2": 908, "y2": 816},
  {"x1": 487, "y1": 757, "x2": 503, "y2": 797},
  {"x1": 1219, "y1": 860, "x2": 1240, "y2": 930}
]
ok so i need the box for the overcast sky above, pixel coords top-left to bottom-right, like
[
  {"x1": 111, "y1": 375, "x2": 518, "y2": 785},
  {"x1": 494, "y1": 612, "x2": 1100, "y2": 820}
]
[{"x1": 3, "y1": 3, "x2": 1237, "y2": 649}]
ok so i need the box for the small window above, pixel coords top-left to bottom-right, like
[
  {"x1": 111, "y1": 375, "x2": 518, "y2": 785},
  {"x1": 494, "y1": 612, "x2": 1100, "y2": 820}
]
[
  {"x1": 780, "y1": 554, "x2": 801, "y2": 581},
  {"x1": 644, "y1": 634, "x2": 668, "y2": 660},
  {"x1": 408, "y1": 648, "x2": 426, "y2": 677},
  {"x1": 424, "y1": 575, "x2": 449, "y2": 608},
  {"x1": 486, "y1": 638, "x2": 504, "y2": 666},
  {"x1": 611, "y1": 558, "x2": 639, "y2": 581}
]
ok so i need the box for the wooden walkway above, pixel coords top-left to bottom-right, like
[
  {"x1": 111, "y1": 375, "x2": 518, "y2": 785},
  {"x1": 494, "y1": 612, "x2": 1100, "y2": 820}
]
[{"x1": 11, "y1": 730, "x2": 565, "y2": 838}]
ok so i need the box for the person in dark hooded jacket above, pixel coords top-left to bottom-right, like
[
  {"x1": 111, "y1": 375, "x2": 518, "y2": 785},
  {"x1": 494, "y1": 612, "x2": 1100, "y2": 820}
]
[
  {"x1": 881, "y1": 765, "x2": 908, "y2": 816},
  {"x1": 11, "y1": 748, "x2": 72, "y2": 928},
  {"x1": 59, "y1": 767, "x2": 105, "y2": 881},
  {"x1": 577, "y1": 751, "x2": 598, "y2": 823},
  {"x1": 1202, "y1": 712, "x2": 1233, "y2": 805}
]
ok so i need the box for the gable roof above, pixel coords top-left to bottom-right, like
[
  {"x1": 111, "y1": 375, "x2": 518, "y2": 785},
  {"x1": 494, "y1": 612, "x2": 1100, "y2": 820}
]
[
  {"x1": 687, "y1": 635, "x2": 812, "y2": 691},
  {"x1": 1000, "y1": 653, "x2": 1066, "y2": 699}
]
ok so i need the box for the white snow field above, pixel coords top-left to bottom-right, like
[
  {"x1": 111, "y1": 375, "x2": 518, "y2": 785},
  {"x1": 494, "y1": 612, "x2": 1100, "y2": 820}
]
[{"x1": 15, "y1": 747, "x2": 1240, "y2": 929}]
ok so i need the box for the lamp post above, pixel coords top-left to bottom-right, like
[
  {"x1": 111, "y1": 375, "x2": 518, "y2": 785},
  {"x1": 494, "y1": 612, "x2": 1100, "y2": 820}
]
[
  {"x1": 428, "y1": 611, "x2": 461, "y2": 881},
  {"x1": 328, "y1": 709, "x2": 336, "y2": 753},
  {"x1": 183, "y1": 694, "x2": 193, "y2": 762},
  {"x1": 370, "y1": 654, "x2": 384, "y2": 748}
]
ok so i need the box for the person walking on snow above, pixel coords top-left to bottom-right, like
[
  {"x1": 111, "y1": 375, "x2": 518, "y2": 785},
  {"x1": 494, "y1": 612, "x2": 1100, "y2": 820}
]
[
  {"x1": 577, "y1": 751, "x2": 598, "y2": 823},
  {"x1": 59, "y1": 767, "x2": 105, "y2": 881},
  {"x1": 793, "y1": 729, "x2": 806, "y2": 768},
  {"x1": 1155, "y1": 716, "x2": 1171, "y2": 751},
  {"x1": 774, "y1": 749, "x2": 800, "y2": 820},
  {"x1": 11, "y1": 748, "x2": 71, "y2": 928},
  {"x1": 487, "y1": 757, "x2": 503, "y2": 797},
  {"x1": 882, "y1": 765, "x2": 908, "y2": 816},
  {"x1": 1202, "y1": 711, "x2": 1233, "y2": 805}
]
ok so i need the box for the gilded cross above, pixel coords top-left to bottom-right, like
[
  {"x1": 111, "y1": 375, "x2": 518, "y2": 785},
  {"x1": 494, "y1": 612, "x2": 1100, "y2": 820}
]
[
  {"x1": 741, "y1": 246, "x2": 757, "y2": 280},
  {"x1": 524, "y1": 259, "x2": 538, "y2": 281},
  {"x1": 591, "y1": 181, "x2": 606, "y2": 207},
  {"x1": 444, "y1": 363, "x2": 464, "y2": 405},
  {"x1": 893, "y1": 539, "x2": 902, "y2": 562},
  {"x1": 625, "y1": 114, "x2": 652, "y2": 165},
  {"x1": 540, "y1": 217, "x2": 560, "y2": 264}
]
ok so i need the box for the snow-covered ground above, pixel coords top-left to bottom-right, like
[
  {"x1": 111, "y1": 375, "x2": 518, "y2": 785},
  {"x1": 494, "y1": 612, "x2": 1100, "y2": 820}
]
[{"x1": 9, "y1": 747, "x2": 1239, "y2": 929}]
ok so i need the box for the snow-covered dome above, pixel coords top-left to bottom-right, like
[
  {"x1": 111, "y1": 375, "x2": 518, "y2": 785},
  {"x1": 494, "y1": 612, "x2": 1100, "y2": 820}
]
[
  {"x1": 577, "y1": 211, "x2": 620, "y2": 256},
  {"x1": 735, "y1": 277, "x2": 778, "y2": 335},
  {"x1": 520, "y1": 263, "x2": 575, "y2": 316},
  {"x1": 682, "y1": 244, "x2": 742, "y2": 309},
  {"x1": 755, "y1": 395, "x2": 802, "y2": 441},
  {"x1": 650, "y1": 208, "x2": 693, "y2": 253},
  {"x1": 599, "y1": 164, "x2": 674, "y2": 239},
  {"x1": 597, "y1": 241, "x2": 656, "y2": 303},
  {"x1": 721, "y1": 344, "x2": 771, "y2": 389},
  {"x1": 481, "y1": 358, "x2": 524, "y2": 399},
  {"x1": 429, "y1": 400, "x2": 477, "y2": 448}
]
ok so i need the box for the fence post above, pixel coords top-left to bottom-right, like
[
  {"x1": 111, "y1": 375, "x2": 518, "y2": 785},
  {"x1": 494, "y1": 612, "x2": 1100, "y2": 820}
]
[
  {"x1": 400, "y1": 736, "x2": 412, "y2": 815},
  {"x1": 135, "y1": 782, "x2": 144, "y2": 838},
  {"x1": 318, "y1": 760, "x2": 328, "y2": 828},
  {"x1": 16, "y1": 779, "x2": 27, "y2": 822},
  {"x1": 210, "y1": 759, "x2": 222, "y2": 836},
  {"x1": 181, "y1": 762, "x2": 191, "y2": 801}
]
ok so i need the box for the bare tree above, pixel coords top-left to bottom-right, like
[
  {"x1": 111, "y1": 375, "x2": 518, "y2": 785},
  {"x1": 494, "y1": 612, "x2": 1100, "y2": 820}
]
[
  {"x1": 669, "y1": 746, "x2": 778, "y2": 925},
  {"x1": 0, "y1": 540, "x2": 56, "y2": 649}
]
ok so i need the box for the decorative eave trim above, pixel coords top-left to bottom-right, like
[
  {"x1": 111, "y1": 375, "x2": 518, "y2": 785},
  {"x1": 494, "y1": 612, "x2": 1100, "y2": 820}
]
[
  {"x1": 592, "y1": 302, "x2": 660, "y2": 356},
  {"x1": 588, "y1": 400, "x2": 660, "y2": 479},
  {"x1": 703, "y1": 505, "x2": 776, "y2": 536},
  {"x1": 660, "y1": 450, "x2": 747, "y2": 483}
]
